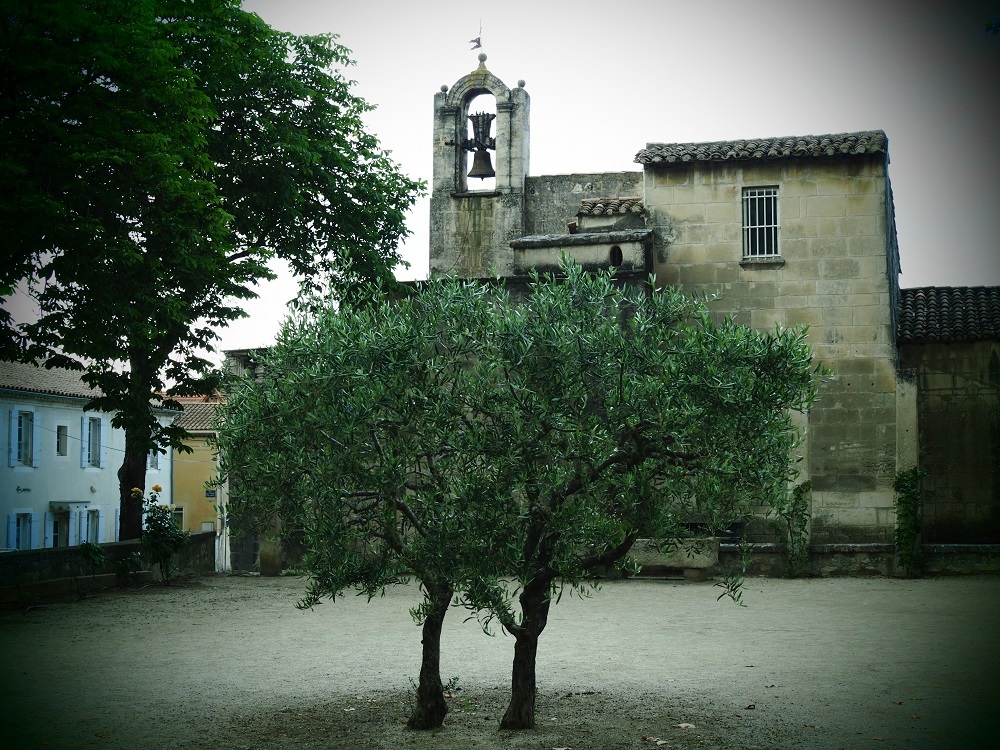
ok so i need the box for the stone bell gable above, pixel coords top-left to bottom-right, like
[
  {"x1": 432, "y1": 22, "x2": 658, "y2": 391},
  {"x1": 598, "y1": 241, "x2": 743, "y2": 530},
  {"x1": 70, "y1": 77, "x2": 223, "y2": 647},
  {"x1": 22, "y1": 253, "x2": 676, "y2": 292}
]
[{"x1": 429, "y1": 54, "x2": 530, "y2": 279}]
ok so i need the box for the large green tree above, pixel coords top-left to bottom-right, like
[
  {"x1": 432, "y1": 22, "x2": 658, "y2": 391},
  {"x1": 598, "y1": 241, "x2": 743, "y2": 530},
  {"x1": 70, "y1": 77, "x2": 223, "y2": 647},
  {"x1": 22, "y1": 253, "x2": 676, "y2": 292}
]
[
  {"x1": 217, "y1": 263, "x2": 820, "y2": 732},
  {"x1": 0, "y1": 0, "x2": 422, "y2": 539}
]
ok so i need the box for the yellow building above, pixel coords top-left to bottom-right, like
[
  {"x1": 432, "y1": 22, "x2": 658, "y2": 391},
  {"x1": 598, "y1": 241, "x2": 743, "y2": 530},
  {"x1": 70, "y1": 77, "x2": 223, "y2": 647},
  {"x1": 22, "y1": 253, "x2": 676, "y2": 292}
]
[{"x1": 171, "y1": 396, "x2": 223, "y2": 535}]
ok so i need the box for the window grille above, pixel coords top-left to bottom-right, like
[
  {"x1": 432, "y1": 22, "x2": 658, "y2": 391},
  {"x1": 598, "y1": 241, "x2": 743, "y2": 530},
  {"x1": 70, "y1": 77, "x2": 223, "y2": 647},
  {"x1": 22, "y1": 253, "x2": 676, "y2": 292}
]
[{"x1": 742, "y1": 187, "x2": 780, "y2": 257}]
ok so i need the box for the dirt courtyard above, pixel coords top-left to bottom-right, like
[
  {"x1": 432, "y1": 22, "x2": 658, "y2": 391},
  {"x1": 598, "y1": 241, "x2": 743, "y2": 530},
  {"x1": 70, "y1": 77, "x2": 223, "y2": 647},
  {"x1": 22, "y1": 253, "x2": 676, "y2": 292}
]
[{"x1": 1, "y1": 574, "x2": 998, "y2": 750}]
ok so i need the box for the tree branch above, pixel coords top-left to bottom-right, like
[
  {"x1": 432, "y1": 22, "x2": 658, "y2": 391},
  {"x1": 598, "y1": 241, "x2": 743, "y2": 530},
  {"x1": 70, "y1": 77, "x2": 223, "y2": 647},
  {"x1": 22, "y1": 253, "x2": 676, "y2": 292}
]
[
  {"x1": 395, "y1": 497, "x2": 428, "y2": 538},
  {"x1": 578, "y1": 530, "x2": 639, "y2": 570}
]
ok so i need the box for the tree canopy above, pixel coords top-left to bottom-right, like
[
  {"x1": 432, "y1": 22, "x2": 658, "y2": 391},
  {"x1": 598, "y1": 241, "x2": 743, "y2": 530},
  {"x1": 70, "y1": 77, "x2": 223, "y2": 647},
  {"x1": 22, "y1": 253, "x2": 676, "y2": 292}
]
[
  {"x1": 0, "y1": 0, "x2": 422, "y2": 538},
  {"x1": 216, "y1": 263, "x2": 820, "y2": 730}
]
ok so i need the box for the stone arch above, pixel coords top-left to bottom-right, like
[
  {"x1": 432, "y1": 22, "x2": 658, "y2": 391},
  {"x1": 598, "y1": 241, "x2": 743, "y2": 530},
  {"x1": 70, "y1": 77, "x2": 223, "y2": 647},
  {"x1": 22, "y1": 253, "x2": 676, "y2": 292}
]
[
  {"x1": 444, "y1": 59, "x2": 511, "y2": 110},
  {"x1": 432, "y1": 54, "x2": 528, "y2": 196}
]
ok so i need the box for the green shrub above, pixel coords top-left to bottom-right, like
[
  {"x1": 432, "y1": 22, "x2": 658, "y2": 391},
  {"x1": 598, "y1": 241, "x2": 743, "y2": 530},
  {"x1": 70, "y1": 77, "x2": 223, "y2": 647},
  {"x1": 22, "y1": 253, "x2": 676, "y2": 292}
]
[
  {"x1": 113, "y1": 552, "x2": 143, "y2": 587},
  {"x1": 79, "y1": 540, "x2": 106, "y2": 578},
  {"x1": 138, "y1": 487, "x2": 189, "y2": 584}
]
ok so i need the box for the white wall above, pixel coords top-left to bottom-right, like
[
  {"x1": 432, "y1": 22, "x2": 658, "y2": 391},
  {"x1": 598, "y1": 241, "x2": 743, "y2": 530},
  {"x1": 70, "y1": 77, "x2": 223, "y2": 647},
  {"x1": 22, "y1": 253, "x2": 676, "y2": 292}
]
[{"x1": 1, "y1": 392, "x2": 173, "y2": 549}]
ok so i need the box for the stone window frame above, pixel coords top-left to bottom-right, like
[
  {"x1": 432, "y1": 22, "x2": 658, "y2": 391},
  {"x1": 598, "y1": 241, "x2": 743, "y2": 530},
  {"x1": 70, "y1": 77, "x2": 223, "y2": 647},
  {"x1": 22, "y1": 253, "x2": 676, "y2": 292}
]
[{"x1": 742, "y1": 186, "x2": 780, "y2": 259}]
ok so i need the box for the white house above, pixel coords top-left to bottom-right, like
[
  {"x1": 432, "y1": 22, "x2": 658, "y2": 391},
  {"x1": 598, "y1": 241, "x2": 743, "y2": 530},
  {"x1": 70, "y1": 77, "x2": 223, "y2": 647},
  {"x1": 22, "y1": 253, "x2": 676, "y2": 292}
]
[{"x1": 1, "y1": 361, "x2": 175, "y2": 549}]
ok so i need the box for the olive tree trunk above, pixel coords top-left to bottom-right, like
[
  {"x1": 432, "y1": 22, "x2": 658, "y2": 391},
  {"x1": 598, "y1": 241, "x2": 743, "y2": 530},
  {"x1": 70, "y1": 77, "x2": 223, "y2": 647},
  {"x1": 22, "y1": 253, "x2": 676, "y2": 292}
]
[
  {"x1": 408, "y1": 581, "x2": 454, "y2": 729},
  {"x1": 500, "y1": 579, "x2": 552, "y2": 730}
]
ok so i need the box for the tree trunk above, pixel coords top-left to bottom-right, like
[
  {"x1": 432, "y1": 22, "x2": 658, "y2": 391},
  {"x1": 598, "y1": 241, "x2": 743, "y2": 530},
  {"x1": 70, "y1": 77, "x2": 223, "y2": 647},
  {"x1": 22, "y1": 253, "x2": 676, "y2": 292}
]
[
  {"x1": 407, "y1": 581, "x2": 453, "y2": 729},
  {"x1": 500, "y1": 582, "x2": 552, "y2": 730},
  {"x1": 118, "y1": 436, "x2": 147, "y2": 540}
]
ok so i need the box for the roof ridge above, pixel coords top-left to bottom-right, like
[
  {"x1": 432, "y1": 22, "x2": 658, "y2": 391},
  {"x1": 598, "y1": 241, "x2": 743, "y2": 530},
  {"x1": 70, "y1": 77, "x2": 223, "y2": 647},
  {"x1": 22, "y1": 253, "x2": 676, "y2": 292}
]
[{"x1": 636, "y1": 130, "x2": 887, "y2": 165}]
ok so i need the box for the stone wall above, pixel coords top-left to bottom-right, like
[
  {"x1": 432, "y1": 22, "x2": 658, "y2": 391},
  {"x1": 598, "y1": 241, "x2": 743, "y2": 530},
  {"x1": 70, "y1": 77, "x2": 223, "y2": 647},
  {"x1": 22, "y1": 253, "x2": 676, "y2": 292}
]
[
  {"x1": 524, "y1": 172, "x2": 642, "y2": 236},
  {"x1": 642, "y1": 154, "x2": 906, "y2": 542},
  {"x1": 899, "y1": 340, "x2": 1000, "y2": 542},
  {"x1": 0, "y1": 531, "x2": 216, "y2": 588}
]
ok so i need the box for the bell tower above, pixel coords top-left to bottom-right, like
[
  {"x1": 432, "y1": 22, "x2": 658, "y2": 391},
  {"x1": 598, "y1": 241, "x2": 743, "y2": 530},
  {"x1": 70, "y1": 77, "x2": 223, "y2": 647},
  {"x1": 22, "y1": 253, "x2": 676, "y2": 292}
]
[{"x1": 429, "y1": 54, "x2": 530, "y2": 278}]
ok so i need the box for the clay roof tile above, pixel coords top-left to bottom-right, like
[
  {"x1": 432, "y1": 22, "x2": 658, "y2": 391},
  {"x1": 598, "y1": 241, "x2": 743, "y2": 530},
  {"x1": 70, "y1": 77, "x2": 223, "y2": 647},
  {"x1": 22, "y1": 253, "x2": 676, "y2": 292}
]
[{"x1": 897, "y1": 286, "x2": 1000, "y2": 343}]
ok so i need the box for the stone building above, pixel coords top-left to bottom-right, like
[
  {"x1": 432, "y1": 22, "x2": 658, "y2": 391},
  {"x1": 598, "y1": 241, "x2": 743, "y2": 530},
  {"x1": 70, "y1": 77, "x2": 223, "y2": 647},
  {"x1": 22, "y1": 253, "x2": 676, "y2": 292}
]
[
  {"x1": 429, "y1": 56, "x2": 998, "y2": 545},
  {"x1": 898, "y1": 288, "x2": 1000, "y2": 543}
]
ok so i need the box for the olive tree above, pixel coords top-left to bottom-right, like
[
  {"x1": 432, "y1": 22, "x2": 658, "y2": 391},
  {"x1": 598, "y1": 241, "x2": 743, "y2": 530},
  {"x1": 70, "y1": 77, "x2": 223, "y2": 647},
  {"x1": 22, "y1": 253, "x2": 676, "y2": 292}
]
[
  {"x1": 217, "y1": 263, "x2": 820, "y2": 731},
  {"x1": 217, "y1": 280, "x2": 506, "y2": 729},
  {"x1": 458, "y1": 265, "x2": 819, "y2": 728}
]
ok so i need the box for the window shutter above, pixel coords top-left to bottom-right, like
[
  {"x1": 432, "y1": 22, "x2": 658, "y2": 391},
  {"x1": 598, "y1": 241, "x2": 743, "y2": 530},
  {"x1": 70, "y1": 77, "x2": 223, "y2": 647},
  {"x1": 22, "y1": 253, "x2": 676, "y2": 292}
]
[
  {"x1": 80, "y1": 416, "x2": 89, "y2": 468},
  {"x1": 96, "y1": 509, "x2": 106, "y2": 543},
  {"x1": 29, "y1": 513, "x2": 41, "y2": 549},
  {"x1": 68, "y1": 511, "x2": 80, "y2": 546},
  {"x1": 99, "y1": 418, "x2": 109, "y2": 469},
  {"x1": 44, "y1": 512, "x2": 54, "y2": 548},
  {"x1": 8, "y1": 410, "x2": 16, "y2": 467},
  {"x1": 30, "y1": 411, "x2": 41, "y2": 468},
  {"x1": 6, "y1": 514, "x2": 15, "y2": 548}
]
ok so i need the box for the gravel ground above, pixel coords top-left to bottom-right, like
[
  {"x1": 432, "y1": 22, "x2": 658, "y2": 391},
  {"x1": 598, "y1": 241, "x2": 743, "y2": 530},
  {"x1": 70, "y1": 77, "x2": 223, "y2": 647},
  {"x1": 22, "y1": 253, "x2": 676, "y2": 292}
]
[{"x1": 2, "y1": 574, "x2": 998, "y2": 749}]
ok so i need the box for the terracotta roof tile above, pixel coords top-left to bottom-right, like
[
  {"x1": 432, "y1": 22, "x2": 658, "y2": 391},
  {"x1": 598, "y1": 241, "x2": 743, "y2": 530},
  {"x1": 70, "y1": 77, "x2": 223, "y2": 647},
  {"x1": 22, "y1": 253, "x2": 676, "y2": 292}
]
[
  {"x1": 897, "y1": 287, "x2": 1000, "y2": 343},
  {"x1": 174, "y1": 401, "x2": 220, "y2": 432},
  {"x1": 0, "y1": 360, "x2": 102, "y2": 399},
  {"x1": 635, "y1": 130, "x2": 887, "y2": 165},
  {"x1": 578, "y1": 197, "x2": 644, "y2": 216}
]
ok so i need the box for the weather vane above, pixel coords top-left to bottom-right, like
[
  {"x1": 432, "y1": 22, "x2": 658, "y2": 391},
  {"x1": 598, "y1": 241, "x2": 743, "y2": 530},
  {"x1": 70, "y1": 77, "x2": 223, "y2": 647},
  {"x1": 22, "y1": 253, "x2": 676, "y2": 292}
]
[{"x1": 469, "y1": 21, "x2": 482, "y2": 50}]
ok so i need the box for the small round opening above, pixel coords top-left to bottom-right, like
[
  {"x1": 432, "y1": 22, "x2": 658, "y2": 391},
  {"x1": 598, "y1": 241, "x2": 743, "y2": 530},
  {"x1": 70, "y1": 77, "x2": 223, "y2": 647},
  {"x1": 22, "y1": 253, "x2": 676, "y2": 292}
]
[{"x1": 609, "y1": 245, "x2": 623, "y2": 267}]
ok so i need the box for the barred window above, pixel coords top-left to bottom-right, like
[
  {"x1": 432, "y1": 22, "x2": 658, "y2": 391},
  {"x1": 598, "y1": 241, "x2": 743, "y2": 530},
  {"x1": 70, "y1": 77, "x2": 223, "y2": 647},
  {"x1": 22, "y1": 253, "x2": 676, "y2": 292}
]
[{"x1": 742, "y1": 187, "x2": 779, "y2": 258}]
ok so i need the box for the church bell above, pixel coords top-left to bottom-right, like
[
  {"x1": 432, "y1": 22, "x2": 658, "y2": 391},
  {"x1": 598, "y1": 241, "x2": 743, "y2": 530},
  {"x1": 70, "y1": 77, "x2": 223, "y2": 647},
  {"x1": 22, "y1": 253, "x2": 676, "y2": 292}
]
[
  {"x1": 468, "y1": 149, "x2": 495, "y2": 180},
  {"x1": 464, "y1": 110, "x2": 497, "y2": 180}
]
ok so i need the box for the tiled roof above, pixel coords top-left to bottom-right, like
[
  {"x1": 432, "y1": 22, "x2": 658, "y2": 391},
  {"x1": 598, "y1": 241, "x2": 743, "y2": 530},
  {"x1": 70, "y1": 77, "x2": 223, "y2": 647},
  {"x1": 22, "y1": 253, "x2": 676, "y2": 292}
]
[
  {"x1": 0, "y1": 360, "x2": 102, "y2": 399},
  {"x1": 174, "y1": 401, "x2": 221, "y2": 433},
  {"x1": 578, "y1": 197, "x2": 644, "y2": 216},
  {"x1": 897, "y1": 287, "x2": 1000, "y2": 343},
  {"x1": 634, "y1": 130, "x2": 887, "y2": 165}
]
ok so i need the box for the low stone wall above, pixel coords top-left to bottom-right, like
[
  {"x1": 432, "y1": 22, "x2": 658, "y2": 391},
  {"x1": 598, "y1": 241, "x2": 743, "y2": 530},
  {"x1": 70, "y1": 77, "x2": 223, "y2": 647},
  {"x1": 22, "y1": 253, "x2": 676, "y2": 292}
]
[
  {"x1": 630, "y1": 538, "x2": 720, "y2": 580},
  {"x1": 923, "y1": 544, "x2": 1000, "y2": 574},
  {"x1": 0, "y1": 531, "x2": 216, "y2": 590},
  {"x1": 715, "y1": 542, "x2": 1000, "y2": 578}
]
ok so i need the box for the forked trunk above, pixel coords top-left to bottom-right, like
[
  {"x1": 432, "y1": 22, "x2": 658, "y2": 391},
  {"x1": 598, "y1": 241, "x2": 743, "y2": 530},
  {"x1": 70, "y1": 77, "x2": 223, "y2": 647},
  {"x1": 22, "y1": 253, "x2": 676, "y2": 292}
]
[
  {"x1": 500, "y1": 583, "x2": 552, "y2": 729},
  {"x1": 408, "y1": 581, "x2": 453, "y2": 729}
]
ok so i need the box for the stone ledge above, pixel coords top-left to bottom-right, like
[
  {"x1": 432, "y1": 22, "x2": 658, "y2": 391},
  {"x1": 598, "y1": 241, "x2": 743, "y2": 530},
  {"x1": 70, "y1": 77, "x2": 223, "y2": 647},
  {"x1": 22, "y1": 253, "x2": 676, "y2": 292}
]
[{"x1": 740, "y1": 257, "x2": 785, "y2": 269}]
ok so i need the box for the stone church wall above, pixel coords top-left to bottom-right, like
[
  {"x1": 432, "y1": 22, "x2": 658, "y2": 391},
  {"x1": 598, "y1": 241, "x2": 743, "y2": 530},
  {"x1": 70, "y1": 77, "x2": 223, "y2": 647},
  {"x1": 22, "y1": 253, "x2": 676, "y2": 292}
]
[
  {"x1": 899, "y1": 340, "x2": 1000, "y2": 542},
  {"x1": 642, "y1": 154, "x2": 907, "y2": 542},
  {"x1": 524, "y1": 172, "x2": 642, "y2": 236}
]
